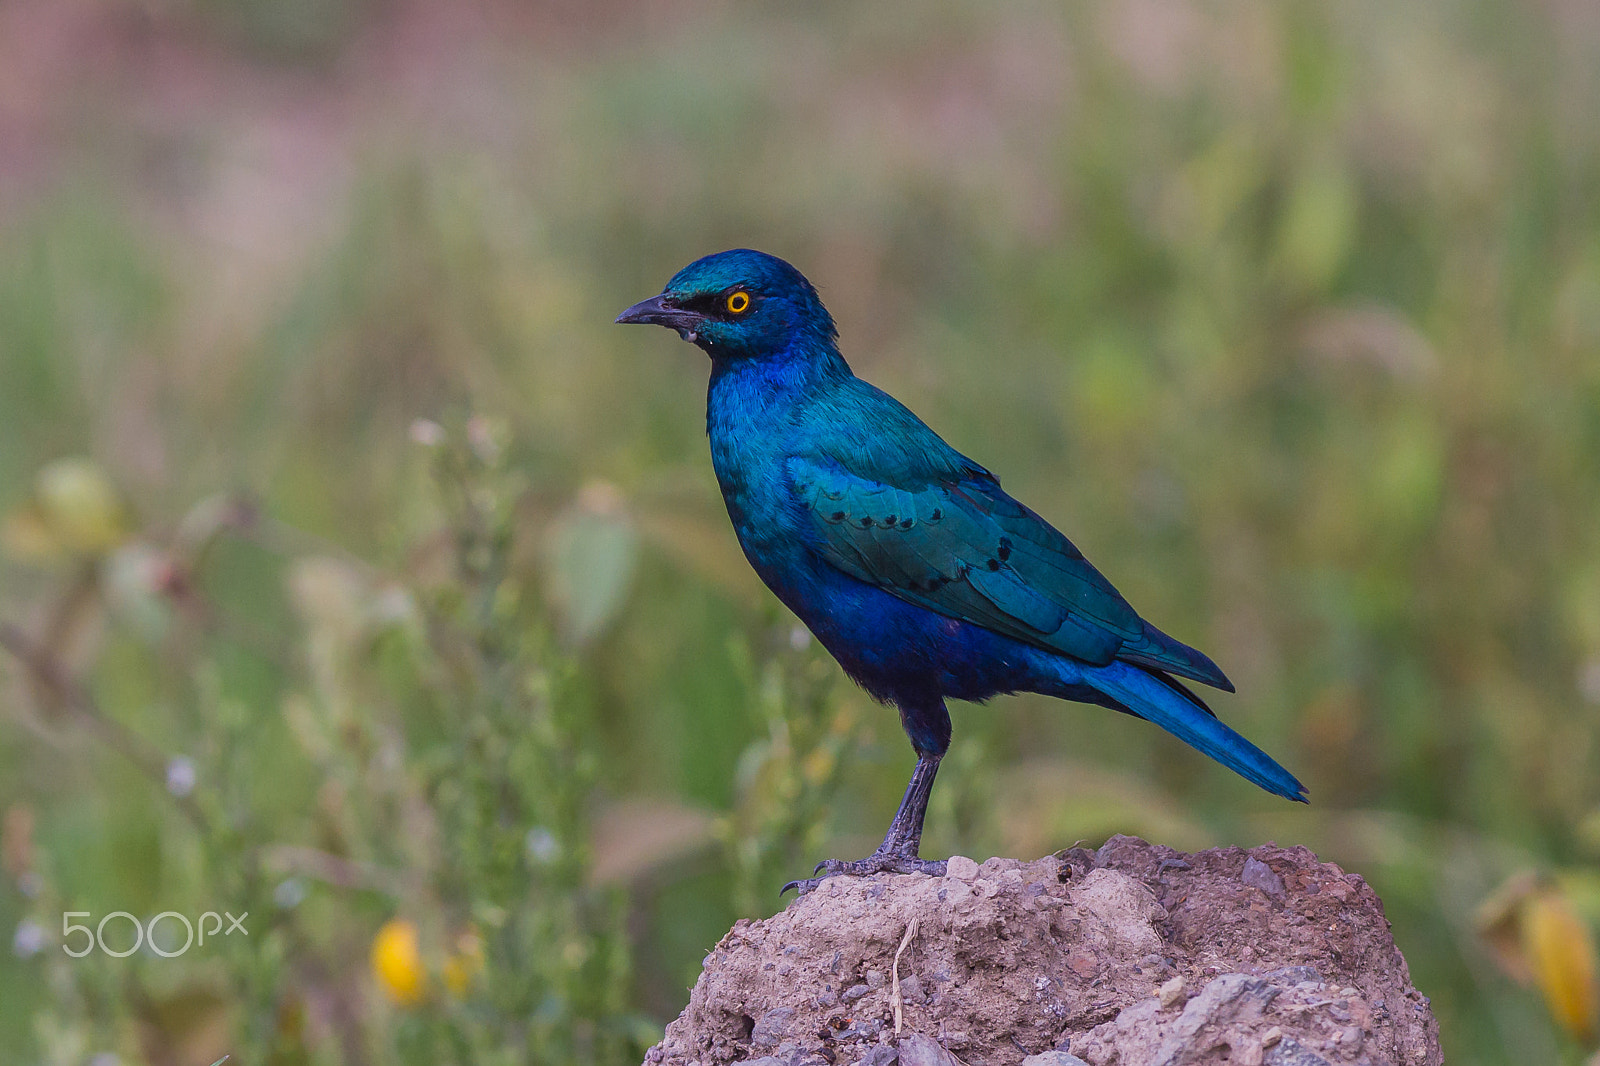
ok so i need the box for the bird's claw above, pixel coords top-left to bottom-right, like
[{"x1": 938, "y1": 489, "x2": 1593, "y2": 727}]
[
  {"x1": 778, "y1": 860, "x2": 833, "y2": 895},
  {"x1": 779, "y1": 851, "x2": 947, "y2": 898}
]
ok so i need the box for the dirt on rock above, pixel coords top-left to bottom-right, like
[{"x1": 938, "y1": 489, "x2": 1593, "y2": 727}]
[{"x1": 643, "y1": 836, "x2": 1441, "y2": 1066}]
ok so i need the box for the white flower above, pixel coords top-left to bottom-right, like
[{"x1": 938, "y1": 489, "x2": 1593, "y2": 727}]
[
  {"x1": 166, "y1": 756, "x2": 197, "y2": 798},
  {"x1": 525, "y1": 826, "x2": 561, "y2": 865},
  {"x1": 274, "y1": 878, "x2": 308, "y2": 909},
  {"x1": 12, "y1": 919, "x2": 45, "y2": 958}
]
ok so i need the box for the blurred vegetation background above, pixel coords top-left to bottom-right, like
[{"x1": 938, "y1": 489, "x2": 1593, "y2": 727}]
[{"x1": 2, "y1": 0, "x2": 1599, "y2": 1063}]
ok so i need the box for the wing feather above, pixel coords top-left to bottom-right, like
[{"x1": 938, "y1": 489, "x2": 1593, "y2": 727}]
[{"x1": 789, "y1": 455, "x2": 1144, "y2": 668}]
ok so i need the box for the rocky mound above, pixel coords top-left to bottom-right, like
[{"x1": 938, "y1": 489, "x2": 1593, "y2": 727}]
[{"x1": 644, "y1": 836, "x2": 1441, "y2": 1066}]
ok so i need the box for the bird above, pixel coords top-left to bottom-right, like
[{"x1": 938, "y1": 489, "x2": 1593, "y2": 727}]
[{"x1": 617, "y1": 249, "x2": 1305, "y2": 894}]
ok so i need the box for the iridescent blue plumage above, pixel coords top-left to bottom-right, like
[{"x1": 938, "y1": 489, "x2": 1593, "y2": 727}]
[{"x1": 618, "y1": 249, "x2": 1305, "y2": 892}]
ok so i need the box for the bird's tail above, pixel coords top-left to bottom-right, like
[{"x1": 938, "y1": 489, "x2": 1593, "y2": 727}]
[{"x1": 1087, "y1": 660, "x2": 1307, "y2": 803}]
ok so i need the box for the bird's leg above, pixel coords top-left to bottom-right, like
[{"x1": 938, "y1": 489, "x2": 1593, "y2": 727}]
[
  {"x1": 782, "y1": 752, "x2": 946, "y2": 896},
  {"x1": 873, "y1": 750, "x2": 942, "y2": 859}
]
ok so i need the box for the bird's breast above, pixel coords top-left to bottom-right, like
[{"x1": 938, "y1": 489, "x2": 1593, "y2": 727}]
[
  {"x1": 708, "y1": 371, "x2": 796, "y2": 515},
  {"x1": 707, "y1": 430, "x2": 792, "y2": 547}
]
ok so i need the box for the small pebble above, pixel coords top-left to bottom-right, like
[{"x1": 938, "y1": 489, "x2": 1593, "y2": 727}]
[
  {"x1": 843, "y1": 984, "x2": 871, "y2": 1001},
  {"x1": 1157, "y1": 975, "x2": 1186, "y2": 1008},
  {"x1": 1019, "y1": 1052, "x2": 1090, "y2": 1066},
  {"x1": 896, "y1": 1033, "x2": 959, "y2": 1066},
  {"x1": 751, "y1": 1006, "x2": 796, "y2": 1046},
  {"x1": 1260, "y1": 1027, "x2": 1282, "y2": 1048},
  {"x1": 946, "y1": 856, "x2": 980, "y2": 881},
  {"x1": 1240, "y1": 856, "x2": 1286, "y2": 899}
]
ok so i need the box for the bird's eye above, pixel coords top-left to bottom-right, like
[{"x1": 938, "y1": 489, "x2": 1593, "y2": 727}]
[{"x1": 726, "y1": 291, "x2": 751, "y2": 315}]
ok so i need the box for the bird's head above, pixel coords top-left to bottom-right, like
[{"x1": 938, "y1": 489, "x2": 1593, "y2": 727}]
[{"x1": 616, "y1": 249, "x2": 838, "y2": 360}]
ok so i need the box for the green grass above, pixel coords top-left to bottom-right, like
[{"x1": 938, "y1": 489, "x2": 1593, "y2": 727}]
[{"x1": 2, "y1": 1, "x2": 1599, "y2": 1062}]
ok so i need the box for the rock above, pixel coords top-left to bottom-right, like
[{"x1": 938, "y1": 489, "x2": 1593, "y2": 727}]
[
  {"x1": 749, "y1": 1007, "x2": 794, "y2": 1047},
  {"x1": 854, "y1": 1047, "x2": 898, "y2": 1066},
  {"x1": 1264, "y1": 1035, "x2": 1333, "y2": 1065},
  {"x1": 642, "y1": 837, "x2": 1441, "y2": 1066},
  {"x1": 945, "y1": 855, "x2": 980, "y2": 881},
  {"x1": 896, "y1": 1034, "x2": 959, "y2": 1066},
  {"x1": 1241, "y1": 856, "x2": 1287, "y2": 899},
  {"x1": 1021, "y1": 1053, "x2": 1091, "y2": 1066}
]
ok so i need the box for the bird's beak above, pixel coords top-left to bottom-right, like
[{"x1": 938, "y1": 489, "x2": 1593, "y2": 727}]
[{"x1": 615, "y1": 294, "x2": 706, "y2": 341}]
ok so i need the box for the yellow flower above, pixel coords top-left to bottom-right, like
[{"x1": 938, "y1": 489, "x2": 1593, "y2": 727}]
[
  {"x1": 37, "y1": 459, "x2": 126, "y2": 554},
  {"x1": 370, "y1": 919, "x2": 426, "y2": 1007},
  {"x1": 2, "y1": 458, "x2": 129, "y2": 562},
  {"x1": 1524, "y1": 888, "x2": 1599, "y2": 1045},
  {"x1": 1479, "y1": 873, "x2": 1600, "y2": 1045}
]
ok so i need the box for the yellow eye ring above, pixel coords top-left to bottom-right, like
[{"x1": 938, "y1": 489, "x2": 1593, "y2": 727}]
[{"x1": 726, "y1": 291, "x2": 751, "y2": 314}]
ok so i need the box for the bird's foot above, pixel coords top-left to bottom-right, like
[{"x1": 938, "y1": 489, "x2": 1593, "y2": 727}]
[{"x1": 780, "y1": 850, "x2": 947, "y2": 897}]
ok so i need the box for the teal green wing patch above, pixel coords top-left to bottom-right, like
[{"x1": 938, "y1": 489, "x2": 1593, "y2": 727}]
[{"x1": 789, "y1": 456, "x2": 1142, "y2": 667}]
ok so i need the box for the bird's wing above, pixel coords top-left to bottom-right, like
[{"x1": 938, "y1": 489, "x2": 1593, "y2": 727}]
[{"x1": 789, "y1": 454, "x2": 1145, "y2": 669}]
